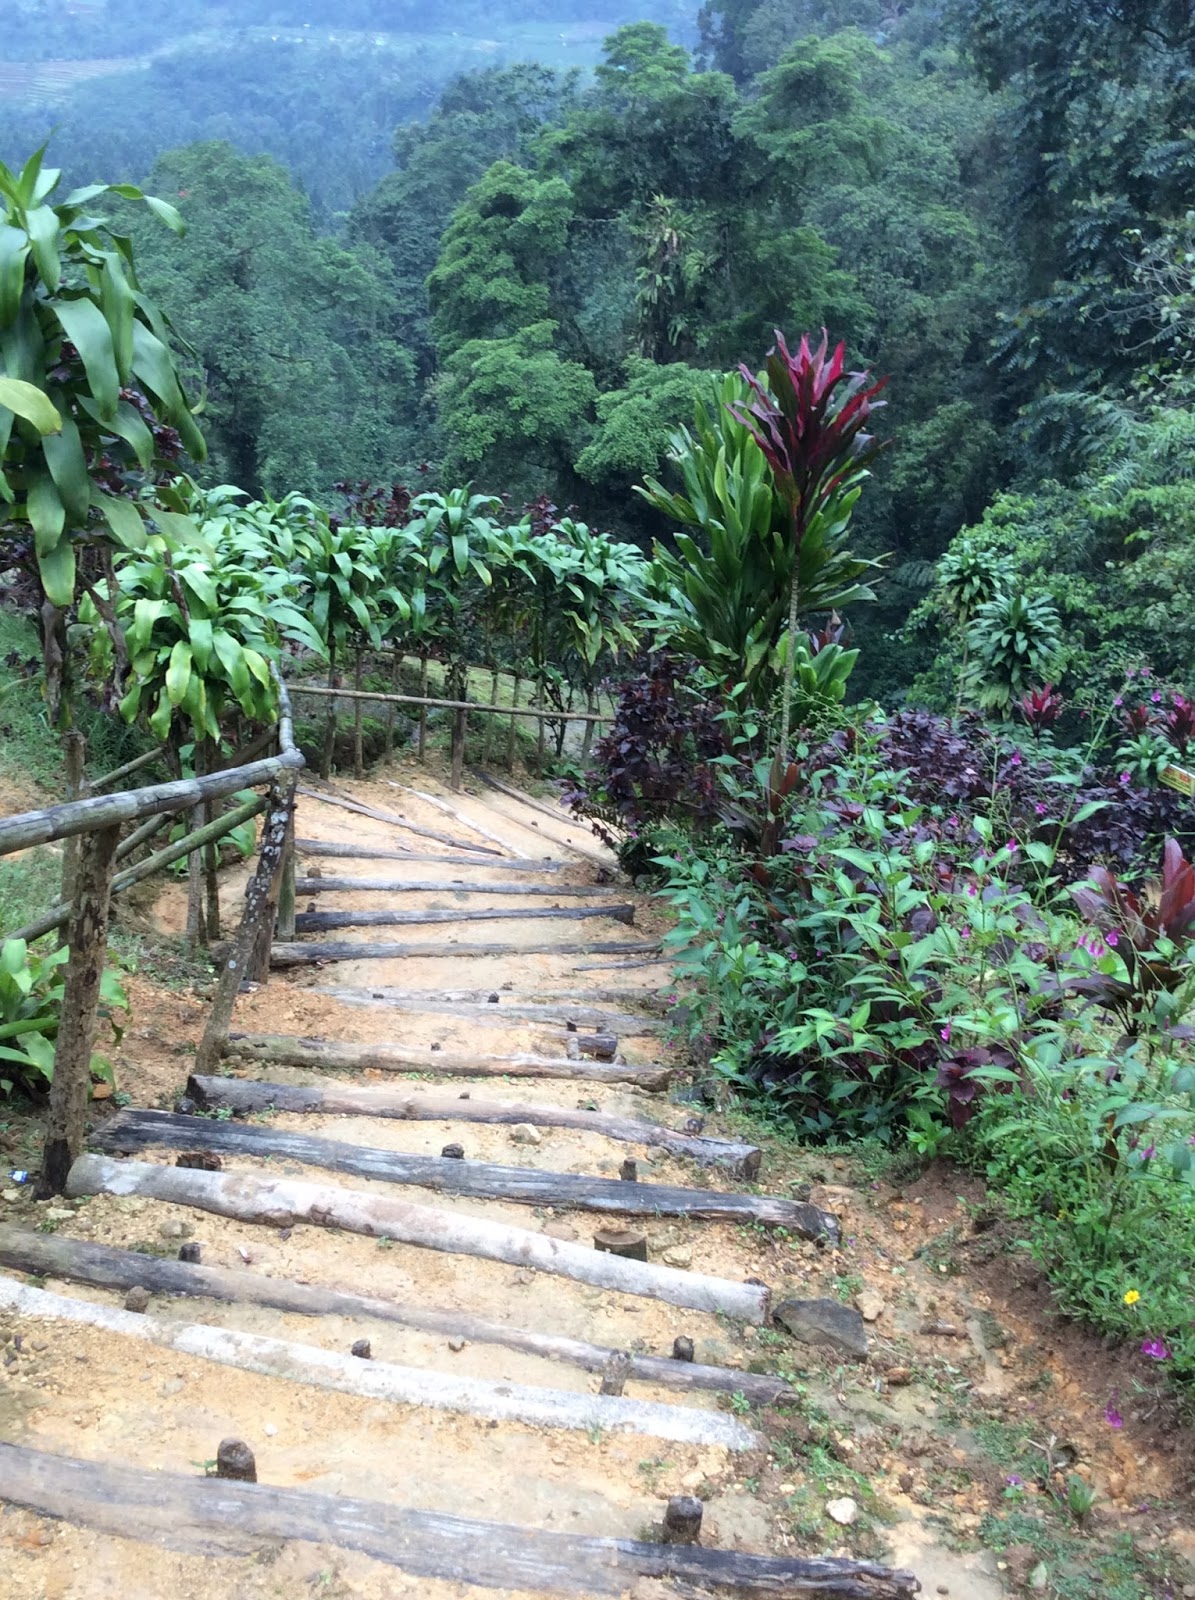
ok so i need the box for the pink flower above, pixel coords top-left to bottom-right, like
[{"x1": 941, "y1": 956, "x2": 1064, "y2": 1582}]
[
  {"x1": 940, "y1": 1024, "x2": 952, "y2": 1043},
  {"x1": 1011, "y1": 751, "x2": 1022, "y2": 767},
  {"x1": 1105, "y1": 930, "x2": 1120, "y2": 947},
  {"x1": 1141, "y1": 1338, "x2": 1171, "y2": 1361},
  {"x1": 1152, "y1": 691, "x2": 1162, "y2": 704},
  {"x1": 1006, "y1": 838, "x2": 1019, "y2": 854},
  {"x1": 1119, "y1": 772, "x2": 1132, "y2": 786},
  {"x1": 966, "y1": 883, "x2": 977, "y2": 897},
  {"x1": 1035, "y1": 802, "x2": 1047, "y2": 816},
  {"x1": 960, "y1": 927, "x2": 971, "y2": 939},
  {"x1": 1105, "y1": 1400, "x2": 1124, "y2": 1429},
  {"x1": 1114, "y1": 697, "x2": 1124, "y2": 708}
]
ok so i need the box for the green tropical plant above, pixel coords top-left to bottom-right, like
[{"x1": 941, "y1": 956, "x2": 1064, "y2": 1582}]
[
  {"x1": 642, "y1": 372, "x2": 884, "y2": 717},
  {"x1": 965, "y1": 590, "x2": 1064, "y2": 714},
  {"x1": 0, "y1": 936, "x2": 126, "y2": 1098},
  {"x1": 0, "y1": 148, "x2": 204, "y2": 706},
  {"x1": 935, "y1": 537, "x2": 1015, "y2": 709},
  {"x1": 728, "y1": 330, "x2": 889, "y2": 757}
]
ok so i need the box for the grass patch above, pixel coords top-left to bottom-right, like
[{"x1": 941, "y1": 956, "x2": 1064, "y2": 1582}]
[
  {"x1": 0, "y1": 848, "x2": 63, "y2": 939},
  {"x1": 981, "y1": 1510, "x2": 1189, "y2": 1599}
]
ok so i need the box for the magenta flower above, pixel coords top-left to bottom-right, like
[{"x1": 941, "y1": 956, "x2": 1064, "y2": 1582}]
[
  {"x1": 1011, "y1": 751, "x2": 1022, "y2": 767},
  {"x1": 1105, "y1": 1401, "x2": 1124, "y2": 1429},
  {"x1": 1105, "y1": 930, "x2": 1120, "y2": 947},
  {"x1": 966, "y1": 883, "x2": 977, "y2": 897},
  {"x1": 960, "y1": 927, "x2": 971, "y2": 939},
  {"x1": 940, "y1": 1024, "x2": 952, "y2": 1043},
  {"x1": 1141, "y1": 1338, "x2": 1171, "y2": 1361},
  {"x1": 1114, "y1": 697, "x2": 1124, "y2": 708},
  {"x1": 1006, "y1": 839, "x2": 1019, "y2": 854},
  {"x1": 1005, "y1": 1474, "x2": 1024, "y2": 1487},
  {"x1": 1152, "y1": 691, "x2": 1162, "y2": 704},
  {"x1": 1035, "y1": 802, "x2": 1047, "y2": 816},
  {"x1": 1119, "y1": 772, "x2": 1132, "y2": 786}
]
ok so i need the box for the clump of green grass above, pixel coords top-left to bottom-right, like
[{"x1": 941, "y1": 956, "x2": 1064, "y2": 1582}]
[{"x1": 0, "y1": 849, "x2": 63, "y2": 940}]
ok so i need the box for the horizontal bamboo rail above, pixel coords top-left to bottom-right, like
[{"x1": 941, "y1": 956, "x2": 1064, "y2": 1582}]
[
  {"x1": 89, "y1": 746, "x2": 163, "y2": 793},
  {"x1": 287, "y1": 681, "x2": 611, "y2": 725},
  {"x1": 7, "y1": 794, "x2": 269, "y2": 945}
]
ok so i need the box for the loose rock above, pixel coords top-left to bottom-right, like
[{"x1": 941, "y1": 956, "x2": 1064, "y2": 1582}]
[
  {"x1": 351, "y1": 1339, "x2": 372, "y2": 1360},
  {"x1": 448, "y1": 1337, "x2": 466, "y2": 1353},
  {"x1": 662, "y1": 1245, "x2": 692, "y2": 1269},
  {"x1": 772, "y1": 1298, "x2": 869, "y2": 1359},
  {"x1": 825, "y1": 1497, "x2": 858, "y2": 1526},
  {"x1": 855, "y1": 1290, "x2": 886, "y2": 1323},
  {"x1": 441, "y1": 1143, "x2": 465, "y2": 1160},
  {"x1": 509, "y1": 1123, "x2": 542, "y2": 1147},
  {"x1": 123, "y1": 1287, "x2": 150, "y2": 1314}
]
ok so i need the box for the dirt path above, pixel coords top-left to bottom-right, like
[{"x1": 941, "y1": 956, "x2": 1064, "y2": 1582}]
[{"x1": 0, "y1": 764, "x2": 1191, "y2": 1599}]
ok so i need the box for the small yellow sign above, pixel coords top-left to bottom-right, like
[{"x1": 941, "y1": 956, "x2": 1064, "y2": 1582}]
[{"x1": 1160, "y1": 764, "x2": 1195, "y2": 797}]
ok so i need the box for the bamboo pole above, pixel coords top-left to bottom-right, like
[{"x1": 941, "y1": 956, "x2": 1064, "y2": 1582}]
[
  {"x1": 89, "y1": 745, "x2": 162, "y2": 793},
  {"x1": 7, "y1": 795, "x2": 268, "y2": 945},
  {"x1": 0, "y1": 748, "x2": 304, "y2": 860},
  {"x1": 38, "y1": 824, "x2": 121, "y2": 1196},
  {"x1": 289, "y1": 682, "x2": 611, "y2": 724}
]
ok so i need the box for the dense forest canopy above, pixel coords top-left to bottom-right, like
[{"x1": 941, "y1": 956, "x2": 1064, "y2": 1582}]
[{"x1": 4, "y1": 0, "x2": 1195, "y2": 705}]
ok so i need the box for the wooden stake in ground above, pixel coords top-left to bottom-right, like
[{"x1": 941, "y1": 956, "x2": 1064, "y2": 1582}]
[
  {"x1": 38, "y1": 823, "x2": 121, "y2": 1197},
  {"x1": 0, "y1": 1225, "x2": 792, "y2": 1404},
  {"x1": 0, "y1": 1278, "x2": 758, "y2": 1449},
  {"x1": 0, "y1": 1444, "x2": 922, "y2": 1597},
  {"x1": 66, "y1": 1156, "x2": 771, "y2": 1320}
]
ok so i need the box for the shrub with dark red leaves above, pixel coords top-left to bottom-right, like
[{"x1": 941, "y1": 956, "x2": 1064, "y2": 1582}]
[
  {"x1": 565, "y1": 654, "x2": 726, "y2": 848},
  {"x1": 330, "y1": 481, "x2": 412, "y2": 530}
]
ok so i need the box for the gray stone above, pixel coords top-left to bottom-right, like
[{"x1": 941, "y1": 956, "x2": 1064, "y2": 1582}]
[{"x1": 772, "y1": 1297, "x2": 869, "y2": 1359}]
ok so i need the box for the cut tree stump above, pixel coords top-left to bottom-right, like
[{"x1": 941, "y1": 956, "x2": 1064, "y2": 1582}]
[
  {"x1": 89, "y1": 1110, "x2": 832, "y2": 1234},
  {"x1": 66, "y1": 1156, "x2": 771, "y2": 1321},
  {"x1": 186, "y1": 1076, "x2": 762, "y2": 1177},
  {"x1": 0, "y1": 1226, "x2": 792, "y2": 1403},
  {"x1": 0, "y1": 1444, "x2": 922, "y2": 1596},
  {"x1": 292, "y1": 903, "x2": 635, "y2": 932},
  {"x1": 594, "y1": 1228, "x2": 648, "y2": 1262},
  {"x1": 0, "y1": 1278, "x2": 758, "y2": 1449},
  {"x1": 264, "y1": 939, "x2": 662, "y2": 967},
  {"x1": 296, "y1": 839, "x2": 565, "y2": 872},
  {"x1": 298, "y1": 786, "x2": 502, "y2": 856},
  {"x1": 220, "y1": 1033, "x2": 674, "y2": 1089}
]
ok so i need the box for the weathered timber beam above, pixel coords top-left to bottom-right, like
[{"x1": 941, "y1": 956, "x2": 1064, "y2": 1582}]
[
  {"x1": 296, "y1": 838, "x2": 564, "y2": 871},
  {"x1": 292, "y1": 904, "x2": 635, "y2": 932},
  {"x1": 389, "y1": 783, "x2": 530, "y2": 857},
  {"x1": 0, "y1": 1278, "x2": 756, "y2": 1448},
  {"x1": 92, "y1": 1110, "x2": 828, "y2": 1234},
  {"x1": 66, "y1": 1155, "x2": 770, "y2": 1320},
  {"x1": 290, "y1": 680, "x2": 612, "y2": 726},
  {"x1": 0, "y1": 1444, "x2": 921, "y2": 1596},
  {"x1": 89, "y1": 745, "x2": 164, "y2": 793},
  {"x1": 313, "y1": 983, "x2": 667, "y2": 1014},
  {"x1": 0, "y1": 1225, "x2": 786, "y2": 1403},
  {"x1": 265, "y1": 939, "x2": 662, "y2": 966},
  {"x1": 221, "y1": 1032, "x2": 672, "y2": 1088},
  {"x1": 297, "y1": 786, "x2": 502, "y2": 856},
  {"x1": 314, "y1": 989, "x2": 664, "y2": 1033},
  {"x1": 295, "y1": 877, "x2": 620, "y2": 898},
  {"x1": 187, "y1": 1073, "x2": 755, "y2": 1173}
]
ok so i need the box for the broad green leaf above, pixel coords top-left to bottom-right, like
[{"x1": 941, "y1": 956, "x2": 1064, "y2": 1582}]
[
  {"x1": 41, "y1": 413, "x2": 91, "y2": 522},
  {"x1": 165, "y1": 639, "x2": 193, "y2": 707},
  {"x1": 91, "y1": 489, "x2": 146, "y2": 550},
  {"x1": 149, "y1": 687, "x2": 173, "y2": 741},
  {"x1": 212, "y1": 629, "x2": 251, "y2": 699},
  {"x1": 129, "y1": 597, "x2": 169, "y2": 654},
  {"x1": 37, "y1": 539, "x2": 75, "y2": 607},
  {"x1": 25, "y1": 205, "x2": 61, "y2": 293},
  {"x1": 80, "y1": 396, "x2": 154, "y2": 469},
  {"x1": 189, "y1": 616, "x2": 214, "y2": 672},
  {"x1": 179, "y1": 564, "x2": 217, "y2": 611},
  {"x1": 54, "y1": 296, "x2": 120, "y2": 419},
  {"x1": 143, "y1": 195, "x2": 186, "y2": 235},
  {"x1": 98, "y1": 251, "x2": 135, "y2": 380},
  {"x1": 61, "y1": 183, "x2": 111, "y2": 207},
  {"x1": 0, "y1": 377, "x2": 61, "y2": 436},
  {"x1": 27, "y1": 472, "x2": 65, "y2": 556},
  {"x1": 0, "y1": 224, "x2": 29, "y2": 327},
  {"x1": 130, "y1": 321, "x2": 187, "y2": 418}
]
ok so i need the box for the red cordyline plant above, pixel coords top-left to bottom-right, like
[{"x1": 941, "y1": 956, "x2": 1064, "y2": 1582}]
[
  {"x1": 1018, "y1": 683, "x2": 1063, "y2": 737},
  {"x1": 1166, "y1": 694, "x2": 1195, "y2": 754},
  {"x1": 730, "y1": 331, "x2": 890, "y2": 758}
]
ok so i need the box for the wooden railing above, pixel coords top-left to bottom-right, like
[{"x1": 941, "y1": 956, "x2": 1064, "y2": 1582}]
[{"x1": 0, "y1": 678, "x2": 305, "y2": 1195}]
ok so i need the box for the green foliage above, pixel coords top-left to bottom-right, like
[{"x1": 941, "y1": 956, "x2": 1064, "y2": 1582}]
[
  {"x1": 0, "y1": 148, "x2": 203, "y2": 609},
  {"x1": 0, "y1": 936, "x2": 127, "y2": 1098},
  {"x1": 964, "y1": 590, "x2": 1064, "y2": 715}
]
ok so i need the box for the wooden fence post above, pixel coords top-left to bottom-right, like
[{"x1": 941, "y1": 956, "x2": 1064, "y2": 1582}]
[
  {"x1": 194, "y1": 779, "x2": 296, "y2": 1076},
  {"x1": 276, "y1": 804, "x2": 296, "y2": 942},
  {"x1": 38, "y1": 824, "x2": 121, "y2": 1196},
  {"x1": 58, "y1": 731, "x2": 88, "y2": 944},
  {"x1": 450, "y1": 707, "x2": 466, "y2": 792}
]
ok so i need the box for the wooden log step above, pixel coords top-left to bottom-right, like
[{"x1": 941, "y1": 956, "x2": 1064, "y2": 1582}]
[
  {"x1": 311, "y1": 983, "x2": 668, "y2": 1014},
  {"x1": 0, "y1": 1225, "x2": 792, "y2": 1402},
  {"x1": 292, "y1": 904, "x2": 635, "y2": 932},
  {"x1": 222, "y1": 1033, "x2": 672, "y2": 1088},
  {"x1": 472, "y1": 770, "x2": 615, "y2": 867},
  {"x1": 296, "y1": 877, "x2": 621, "y2": 898},
  {"x1": 297, "y1": 838, "x2": 566, "y2": 871},
  {"x1": 298, "y1": 786, "x2": 503, "y2": 856},
  {"x1": 0, "y1": 1444, "x2": 922, "y2": 1597},
  {"x1": 66, "y1": 1156, "x2": 771, "y2": 1321},
  {"x1": 267, "y1": 939, "x2": 662, "y2": 967},
  {"x1": 188, "y1": 1075, "x2": 756, "y2": 1174},
  {"x1": 0, "y1": 1278, "x2": 757, "y2": 1449},
  {"x1": 91, "y1": 1111, "x2": 829, "y2": 1235},
  {"x1": 388, "y1": 783, "x2": 531, "y2": 858},
  {"x1": 316, "y1": 988, "x2": 665, "y2": 1034}
]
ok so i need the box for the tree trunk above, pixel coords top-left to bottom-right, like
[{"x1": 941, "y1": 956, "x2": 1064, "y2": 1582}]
[
  {"x1": 38, "y1": 824, "x2": 121, "y2": 1196},
  {"x1": 320, "y1": 638, "x2": 338, "y2": 780},
  {"x1": 184, "y1": 739, "x2": 207, "y2": 950},
  {"x1": 202, "y1": 740, "x2": 221, "y2": 944},
  {"x1": 779, "y1": 557, "x2": 801, "y2": 762},
  {"x1": 384, "y1": 644, "x2": 400, "y2": 758},
  {"x1": 580, "y1": 689, "x2": 598, "y2": 761},
  {"x1": 57, "y1": 731, "x2": 88, "y2": 949},
  {"x1": 507, "y1": 673, "x2": 520, "y2": 771}
]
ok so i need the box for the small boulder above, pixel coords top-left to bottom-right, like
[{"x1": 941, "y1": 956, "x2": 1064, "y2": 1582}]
[
  {"x1": 825, "y1": 1497, "x2": 858, "y2": 1526},
  {"x1": 124, "y1": 1286, "x2": 151, "y2": 1314},
  {"x1": 662, "y1": 1245, "x2": 693, "y2": 1269},
  {"x1": 772, "y1": 1298, "x2": 869, "y2": 1359},
  {"x1": 855, "y1": 1290, "x2": 886, "y2": 1323},
  {"x1": 509, "y1": 1123, "x2": 542, "y2": 1146}
]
